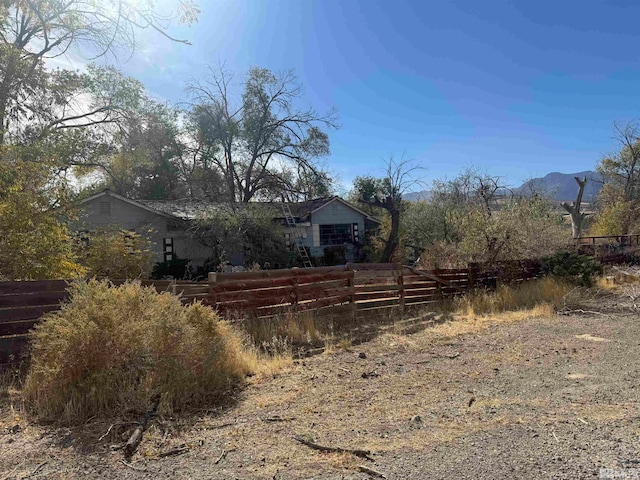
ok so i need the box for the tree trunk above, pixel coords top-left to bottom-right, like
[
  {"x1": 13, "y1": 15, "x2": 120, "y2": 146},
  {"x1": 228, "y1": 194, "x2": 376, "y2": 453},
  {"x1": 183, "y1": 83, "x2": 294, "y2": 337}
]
[
  {"x1": 380, "y1": 208, "x2": 400, "y2": 263},
  {"x1": 561, "y1": 177, "x2": 587, "y2": 239}
]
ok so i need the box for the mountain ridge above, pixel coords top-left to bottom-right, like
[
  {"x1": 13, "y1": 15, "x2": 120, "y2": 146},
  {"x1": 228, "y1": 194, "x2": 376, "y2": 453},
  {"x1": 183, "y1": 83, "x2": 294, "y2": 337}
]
[{"x1": 403, "y1": 170, "x2": 602, "y2": 202}]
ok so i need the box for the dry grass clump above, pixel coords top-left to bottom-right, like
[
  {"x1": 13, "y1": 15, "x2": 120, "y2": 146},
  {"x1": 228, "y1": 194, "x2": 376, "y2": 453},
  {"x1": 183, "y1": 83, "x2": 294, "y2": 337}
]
[
  {"x1": 418, "y1": 277, "x2": 570, "y2": 340},
  {"x1": 240, "y1": 310, "x2": 327, "y2": 346},
  {"x1": 23, "y1": 280, "x2": 254, "y2": 424},
  {"x1": 455, "y1": 276, "x2": 571, "y2": 317},
  {"x1": 597, "y1": 267, "x2": 640, "y2": 289}
]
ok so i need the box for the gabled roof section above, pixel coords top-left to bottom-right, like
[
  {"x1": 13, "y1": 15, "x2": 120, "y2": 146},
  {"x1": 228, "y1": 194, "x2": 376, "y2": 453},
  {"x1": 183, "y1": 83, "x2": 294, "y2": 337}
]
[
  {"x1": 77, "y1": 190, "x2": 381, "y2": 224},
  {"x1": 308, "y1": 196, "x2": 381, "y2": 224},
  {"x1": 78, "y1": 189, "x2": 177, "y2": 220}
]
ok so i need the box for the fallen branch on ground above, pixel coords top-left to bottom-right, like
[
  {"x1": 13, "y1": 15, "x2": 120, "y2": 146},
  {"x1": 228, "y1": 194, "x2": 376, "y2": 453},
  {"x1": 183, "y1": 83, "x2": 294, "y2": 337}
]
[
  {"x1": 358, "y1": 465, "x2": 387, "y2": 478},
  {"x1": 24, "y1": 461, "x2": 48, "y2": 479},
  {"x1": 214, "y1": 448, "x2": 236, "y2": 465},
  {"x1": 124, "y1": 393, "x2": 161, "y2": 459},
  {"x1": 258, "y1": 415, "x2": 295, "y2": 422},
  {"x1": 98, "y1": 422, "x2": 140, "y2": 442},
  {"x1": 120, "y1": 460, "x2": 146, "y2": 472},
  {"x1": 203, "y1": 421, "x2": 241, "y2": 430},
  {"x1": 292, "y1": 435, "x2": 373, "y2": 460},
  {"x1": 557, "y1": 308, "x2": 605, "y2": 316},
  {"x1": 158, "y1": 445, "x2": 189, "y2": 458}
]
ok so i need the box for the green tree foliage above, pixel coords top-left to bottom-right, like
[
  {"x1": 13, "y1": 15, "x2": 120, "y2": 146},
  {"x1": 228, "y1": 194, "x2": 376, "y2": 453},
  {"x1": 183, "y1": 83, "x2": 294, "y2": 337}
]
[
  {"x1": 0, "y1": 0, "x2": 200, "y2": 279},
  {"x1": 399, "y1": 168, "x2": 570, "y2": 268},
  {"x1": 0, "y1": 157, "x2": 84, "y2": 279},
  {"x1": 76, "y1": 227, "x2": 155, "y2": 279},
  {"x1": 594, "y1": 122, "x2": 640, "y2": 235},
  {"x1": 79, "y1": 101, "x2": 189, "y2": 200},
  {"x1": 190, "y1": 205, "x2": 294, "y2": 269},
  {"x1": 542, "y1": 251, "x2": 602, "y2": 287},
  {"x1": 0, "y1": 0, "x2": 198, "y2": 144}
]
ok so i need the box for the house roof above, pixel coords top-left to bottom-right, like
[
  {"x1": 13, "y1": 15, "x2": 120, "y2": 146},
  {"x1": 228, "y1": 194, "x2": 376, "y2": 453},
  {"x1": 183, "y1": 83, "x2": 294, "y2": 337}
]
[
  {"x1": 78, "y1": 190, "x2": 177, "y2": 219},
  {"x1": 80, "y1": 190, "x2": 381, "y2": 224}
]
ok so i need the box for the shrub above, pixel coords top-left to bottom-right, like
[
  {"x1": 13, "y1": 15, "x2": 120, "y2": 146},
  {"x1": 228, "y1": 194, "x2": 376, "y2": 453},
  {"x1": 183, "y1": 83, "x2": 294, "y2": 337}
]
[
  {"x1": 76, "y1": 227, "x2": 155, "y2": 279},
  {"x1": 152, "y1": 257, "x2": 192, "y2": 279},
  {"x1": 541, "y1": 251, "x2": 603, "y2": 286},
  {"x1": 23, "y1": 280, "x2": 252, "y2": 424}
]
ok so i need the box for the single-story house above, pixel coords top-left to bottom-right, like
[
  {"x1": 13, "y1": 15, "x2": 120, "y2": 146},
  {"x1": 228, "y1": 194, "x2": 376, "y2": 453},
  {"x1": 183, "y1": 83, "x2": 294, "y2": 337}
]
[{"x1": 76, "y1": 190, "x2": 381, "y2": 268}]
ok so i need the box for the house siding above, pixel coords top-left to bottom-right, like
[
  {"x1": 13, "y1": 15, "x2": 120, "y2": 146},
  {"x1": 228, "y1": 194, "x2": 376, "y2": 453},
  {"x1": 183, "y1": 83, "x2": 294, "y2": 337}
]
[
  {"x1": 77, "y1": 193, "x2": 379, "y2": 269},
  {"x1": 77, "y1": 193, "x2": 211, "y2": 266},
  {"x1": 308, "y1": 200, "x2": 365, "y2": 260}
]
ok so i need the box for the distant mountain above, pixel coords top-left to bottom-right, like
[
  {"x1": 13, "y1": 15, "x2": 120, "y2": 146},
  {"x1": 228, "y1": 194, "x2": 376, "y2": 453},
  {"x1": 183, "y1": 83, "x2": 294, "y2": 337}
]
[
  {"x1": 403, "y1": 170, "x2": 603, "y2": 203},
  {"x1": 402, "y1": 190, "x2": 432, "y2": 202},
  {"x1": 516, "y1": 171, "x2": 602, "y2": 202}
]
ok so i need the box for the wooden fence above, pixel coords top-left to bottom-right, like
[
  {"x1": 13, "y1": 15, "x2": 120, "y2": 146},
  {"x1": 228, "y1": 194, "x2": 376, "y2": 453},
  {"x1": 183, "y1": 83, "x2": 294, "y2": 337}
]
[
  {"x1": 209, "y1": 263, "x2": 471, "y2": 320},
  {"x1": 577, "y1": 234, "x2": 640, "y2": 247},
  {"x1": 0, "y1": 280, "x2": 208, "y2": 365},
  {"x1": 577, "y1": 235, "x2": 640, "y2": 259},
  {"x1": 0, "y1": 260, "x2": 547, "y2": 365}
]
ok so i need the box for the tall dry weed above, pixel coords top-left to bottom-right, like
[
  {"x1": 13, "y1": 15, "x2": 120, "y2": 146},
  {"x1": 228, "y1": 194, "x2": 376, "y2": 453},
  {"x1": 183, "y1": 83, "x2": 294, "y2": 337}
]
[
  {"x1": 240, "y1": 309, "x2": 327, "y2": 346},
  {"x1": 455, "y1": 276, "x2": 571, "y2": 317}
]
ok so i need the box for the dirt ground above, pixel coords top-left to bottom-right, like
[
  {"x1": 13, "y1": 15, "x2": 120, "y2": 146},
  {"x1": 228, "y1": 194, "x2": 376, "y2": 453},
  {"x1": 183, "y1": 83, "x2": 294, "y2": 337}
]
[{"x1": 1, "y1": 282, "x2": 640, "y2": 479}]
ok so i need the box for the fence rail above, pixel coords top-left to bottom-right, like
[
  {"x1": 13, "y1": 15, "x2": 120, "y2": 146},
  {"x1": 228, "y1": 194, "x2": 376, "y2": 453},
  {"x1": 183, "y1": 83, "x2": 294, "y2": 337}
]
[
  {"x1": 0, "y1": 259, "x2": 550, "y2": 365},
  {"x1": 577, "y1": 235, "x2": 640, "y2": 246},
  {"x1": 0, "y1": 279, "x2": 208, "y2": 364},
  {"x1": 208, "y1": 264, "x2": 470, "y2": 319}
]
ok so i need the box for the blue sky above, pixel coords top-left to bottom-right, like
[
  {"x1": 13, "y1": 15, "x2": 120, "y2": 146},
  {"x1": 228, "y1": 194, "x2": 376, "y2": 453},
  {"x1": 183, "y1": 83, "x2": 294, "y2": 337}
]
[{"x1": 76, "y1": 0, "x2": 640, "y2": 189}]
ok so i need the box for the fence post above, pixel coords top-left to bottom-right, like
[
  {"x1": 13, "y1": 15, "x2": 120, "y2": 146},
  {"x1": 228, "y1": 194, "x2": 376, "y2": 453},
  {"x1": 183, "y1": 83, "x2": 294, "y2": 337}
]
[
  {"x1": 397, "y1": 267, "x2": 405, "y2": 316},
  {"x1": 348, "y1": 267, "x2": 357, "y2": 323},
  {"x1": 292, "y1": 276, "x2": 299, "y2": 313},
  {"x1": 468, "y1": 263, "x2": 477, "y2": 290},
  {"x1": 434, "y1": 268, "x2": 443, "y2": 299},
  {"x1": 208, "y1": 272, "x2": 218, "y2": 310}
]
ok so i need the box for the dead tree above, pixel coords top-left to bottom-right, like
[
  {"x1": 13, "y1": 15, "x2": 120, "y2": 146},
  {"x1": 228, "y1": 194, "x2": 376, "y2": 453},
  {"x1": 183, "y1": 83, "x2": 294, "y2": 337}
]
[
  {"x1": 354, "y1": 156, "x2": 423, "y2": 263},
  {"x1": 561, "y1": 176, "x2": 587, "y2": 239}
]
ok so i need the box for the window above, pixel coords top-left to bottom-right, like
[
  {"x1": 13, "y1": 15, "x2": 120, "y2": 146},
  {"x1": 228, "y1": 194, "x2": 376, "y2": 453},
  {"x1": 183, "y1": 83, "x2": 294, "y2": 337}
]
[
  {"x1": 123, "y1": 230, "x2": 136, "y2": 254},
  {"x1": 319, "y1": 224, "x2": 353, "y2": 245},
  {"x1": 99, "y1": 201, "x2": 111, "y2": 216},
  {"x1": 163, "y1": 238, "x2": 174, "y2": 262}
]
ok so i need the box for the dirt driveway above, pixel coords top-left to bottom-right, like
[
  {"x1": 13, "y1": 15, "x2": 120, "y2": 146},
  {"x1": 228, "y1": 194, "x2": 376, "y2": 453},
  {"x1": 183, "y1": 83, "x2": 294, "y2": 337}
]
[{"x1": 2, "y1": 285, "x2": 640, "y2": 479}]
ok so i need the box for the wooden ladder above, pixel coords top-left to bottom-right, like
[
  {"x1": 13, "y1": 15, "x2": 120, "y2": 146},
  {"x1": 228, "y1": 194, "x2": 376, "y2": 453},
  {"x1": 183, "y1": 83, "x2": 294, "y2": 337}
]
[{"x1": 281, "y1": 204, "x2": 314, "y2": 268}]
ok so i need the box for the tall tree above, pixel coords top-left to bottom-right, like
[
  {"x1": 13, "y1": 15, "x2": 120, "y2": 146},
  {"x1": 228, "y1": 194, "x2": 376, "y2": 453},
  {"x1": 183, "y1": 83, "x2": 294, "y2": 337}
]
[
  {"x1": 598, "y1": 121, "x2": 640, "y2": 202},
  {"x1": 0, "y1": 0, "x2": 199, "y2": 278},
  {"x1": 79, "y1": 100, "x2": 189, "y2": 199},
  {"x1": 561, "y1": 176, "x2": 587, "y2": 239},
  {"x1": 0, "y1": 0, "x2": 199, "y2": 144},
  {"x1": 353, "y1": 156, "x2": 422, "y2": 263},
  {"x1": 188, "y1": 66, "x2": 338, "y2": 202},
  {"x1": 595, "y1": 121, "x2": 640, "y2": 234}
]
